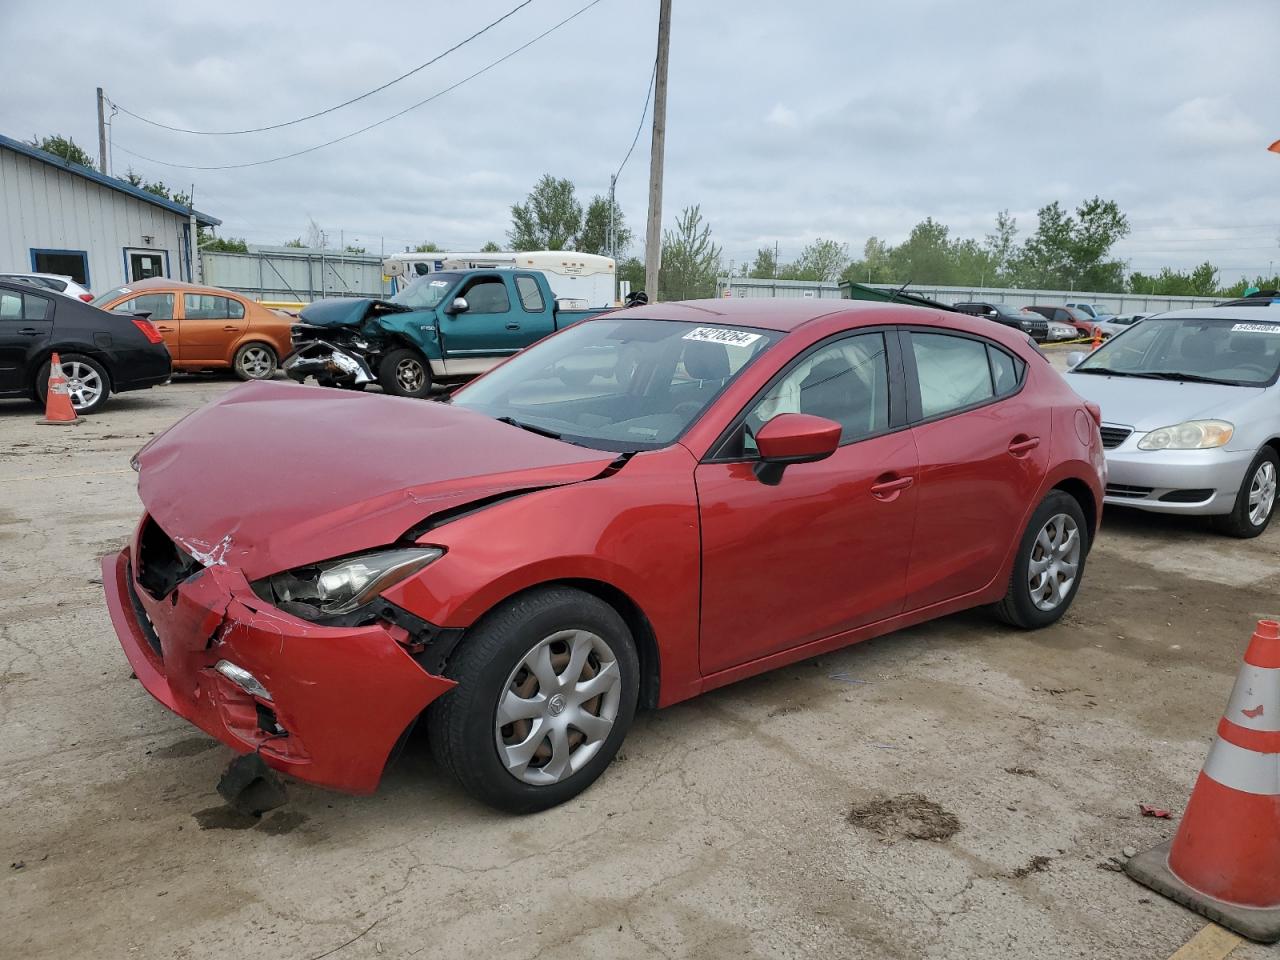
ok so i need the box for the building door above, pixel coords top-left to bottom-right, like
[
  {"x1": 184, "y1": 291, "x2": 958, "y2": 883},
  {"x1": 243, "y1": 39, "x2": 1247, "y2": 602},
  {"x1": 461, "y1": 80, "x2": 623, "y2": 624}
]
[{"x1": 126, "y1": 250, "x2": 168, "y2": 282}]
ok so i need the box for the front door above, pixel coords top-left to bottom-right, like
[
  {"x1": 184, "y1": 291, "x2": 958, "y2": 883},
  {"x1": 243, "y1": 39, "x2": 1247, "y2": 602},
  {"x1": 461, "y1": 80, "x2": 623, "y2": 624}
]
[
  {"x1": 900, "y1": 329, "x2": 1052, "y2": 609},
  {"x1": 696, "y1": 330, "x2": 920, "y2": 676},
  {"x1": 181, "y1": 293, "x2": 247, "y2": 363},
  {"x1": 0, "y1": 289, "x2": 53, "y2": 391},
  {"x1": 439, "y1": 274, "x2": 521, "y2": 362}
]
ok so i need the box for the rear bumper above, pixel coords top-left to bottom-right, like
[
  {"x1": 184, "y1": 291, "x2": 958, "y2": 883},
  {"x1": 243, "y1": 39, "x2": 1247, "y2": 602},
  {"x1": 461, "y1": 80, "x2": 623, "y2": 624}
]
[
  {"x1": 1103, "y1": 445, "x2": 1252, "y2": 515},
  {"x1": 101, "y1": 542, "x2": 455, "y2": 794},
  {"x1": 111, "y1": 345, "x2": 172, "y2": 393}
]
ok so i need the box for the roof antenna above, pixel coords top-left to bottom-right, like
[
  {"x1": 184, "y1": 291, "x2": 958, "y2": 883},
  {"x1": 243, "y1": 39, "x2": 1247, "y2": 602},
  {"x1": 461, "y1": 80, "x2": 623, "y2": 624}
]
[{"x1": 887, "y1": 279, "x2": 912, "y2": 304}]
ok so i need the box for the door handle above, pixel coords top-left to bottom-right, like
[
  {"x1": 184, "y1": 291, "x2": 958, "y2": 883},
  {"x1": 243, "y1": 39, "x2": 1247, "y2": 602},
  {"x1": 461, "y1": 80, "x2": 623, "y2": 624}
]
[
  {"x1": 223, "y1": 325, "x2": 239, "y2": 331},
  {"x1": 505, "y1": 322, "x2": 520, "y2": 330},
  {"x1": 870, "y1": 475, "x2": 914, "y2": 500},
  {"x1": 17, "y1": 327, "x2": 40, "y2": 336},
  {"x1": 156, "y1": 325, "x2": 175, "y2": 332},
  {"x1": 1008, "y1": 435, "x2": 1041, "y2": 457}
]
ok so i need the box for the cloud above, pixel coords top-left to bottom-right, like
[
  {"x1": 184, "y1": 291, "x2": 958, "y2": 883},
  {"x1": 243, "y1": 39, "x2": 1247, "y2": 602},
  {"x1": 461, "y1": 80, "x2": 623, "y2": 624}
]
[{"x1": 1163, "y1": 96, "x2": 1265, "y2": 147}]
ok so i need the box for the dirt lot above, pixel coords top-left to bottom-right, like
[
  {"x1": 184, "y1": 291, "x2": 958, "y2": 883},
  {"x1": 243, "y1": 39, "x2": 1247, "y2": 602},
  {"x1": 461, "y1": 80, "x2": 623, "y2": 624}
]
[{"x1": 2, "y1": 373, "x2": 1277, "y2": 959}]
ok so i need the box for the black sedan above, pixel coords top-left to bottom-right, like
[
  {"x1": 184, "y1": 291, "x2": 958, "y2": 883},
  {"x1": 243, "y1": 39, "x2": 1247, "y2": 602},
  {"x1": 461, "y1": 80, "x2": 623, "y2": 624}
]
[
  {"x1": 952, "y1": 301, "x2": 1050, "y2": 341},
  {"x1": 0, "y1": 278, "x2": 171, "y2": 414}
]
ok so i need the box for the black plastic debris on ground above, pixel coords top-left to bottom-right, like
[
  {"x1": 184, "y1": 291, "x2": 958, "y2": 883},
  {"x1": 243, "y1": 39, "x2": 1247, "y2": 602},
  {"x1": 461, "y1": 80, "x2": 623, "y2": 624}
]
[{"x1": 216, "y1": 752, "x2": 288, "y2": 818}]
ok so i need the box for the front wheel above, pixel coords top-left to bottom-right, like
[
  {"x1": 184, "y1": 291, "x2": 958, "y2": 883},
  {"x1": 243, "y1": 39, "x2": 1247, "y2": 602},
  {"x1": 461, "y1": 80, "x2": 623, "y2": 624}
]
[
  {"x1": 1213, "y1": 447, "x2": 1278, "y2": 538},
  {"x1": 233, "y1": 343, "x2": 278, "y2": 381},
  {"x1": 993, "y1": 491, "x2": 1090, "y2": 629},
  {"x1": 378, "y1": 347, "x2": 433, "y2": 399},
  {"x1": 427, "y1": 586, "x2": 639, "y2": 812}
]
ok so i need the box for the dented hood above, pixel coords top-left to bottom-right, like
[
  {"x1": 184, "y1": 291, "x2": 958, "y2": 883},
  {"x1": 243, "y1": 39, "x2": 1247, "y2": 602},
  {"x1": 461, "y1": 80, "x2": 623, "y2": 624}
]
[
  {"x1": 297, "y1": 296, "x2": 408, "y2": 328},
  {"x1": 136, "y1": 381, "x2": 617, "y2": 580}
]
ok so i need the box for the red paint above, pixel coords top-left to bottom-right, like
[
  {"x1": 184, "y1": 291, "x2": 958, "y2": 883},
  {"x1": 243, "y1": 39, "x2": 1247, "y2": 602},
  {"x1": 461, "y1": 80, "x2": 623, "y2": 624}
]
[
  {"x1": 1242, "y1": 705, "x2": 1266, "y2": 720},
  {"x1": 754, "y1": 413, "x2": 841, "y2": 461},
  {"x1": 1139, "y1": 803, "x2": 1173, "y2": 818},
  {"x1": 1217, "y1": 716, "x2": 1280, "y2": 753},
  {"x1": 102, "y1": 300, "x2": 1104, "y2": 794}
]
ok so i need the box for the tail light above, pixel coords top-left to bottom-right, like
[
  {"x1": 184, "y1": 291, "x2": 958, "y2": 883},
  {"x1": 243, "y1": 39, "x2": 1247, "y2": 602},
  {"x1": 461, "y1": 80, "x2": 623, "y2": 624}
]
[
  {"x1": 131, "y1": 318, "x2": 165, "y2": 344},
  {"x1": 1084, "y1": 402, "x2": 1102, "y2": 427},
  {"x1": 79, "y1": 293, "x2": 94, "y2": 302}
]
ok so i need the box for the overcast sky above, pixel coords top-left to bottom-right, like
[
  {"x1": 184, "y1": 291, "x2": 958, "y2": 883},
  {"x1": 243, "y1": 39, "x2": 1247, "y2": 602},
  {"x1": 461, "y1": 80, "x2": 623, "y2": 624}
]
[{"x1": 3, "y1": 0, "x2": 1278, "y2": 282}]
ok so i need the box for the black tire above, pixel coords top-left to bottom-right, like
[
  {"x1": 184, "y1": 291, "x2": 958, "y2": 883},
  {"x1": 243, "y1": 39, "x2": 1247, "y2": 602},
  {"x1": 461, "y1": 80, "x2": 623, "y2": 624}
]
[
  {"x1": 426, "y1": 586, "x2": 639, "y2": 813},
  {"x1": 993, "y1": 490, "x2": 1090, "y2": 629},
  {"x1": 232, "y1": 342, "x2": 278, "y2": 381},
  {"x1": 1212, "y1": 447, "x2": 1279, "y2": 539},
  {"x1": 378, "y1": 347, "x2": 433, "y2": 399},
  {"x1": 35, "y1": 353, "x2": 112, "y2": 415}
]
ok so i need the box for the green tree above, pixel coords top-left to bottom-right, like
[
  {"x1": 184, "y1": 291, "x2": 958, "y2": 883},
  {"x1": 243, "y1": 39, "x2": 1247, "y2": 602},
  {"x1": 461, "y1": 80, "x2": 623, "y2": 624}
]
[
  {"x1": 578, "y1": 195, "x2": 632, "y2": 257},
  {"x1": 480, "y1": 241, "x2": 502, "y2": 253},
  {"x1": 617, "y1": 256, "x2": 645, "y2": 293},
  {"x1": 283, "y1": 238, "x2": 305, "y2": 248},
  {"x1": 886, "y1": 218, "x2": 956, "y2": 284},
  {"x1": 1015, "y1": 197, "x2": 1128, "y2": 291},
  {"x1": 413, "y1": 241, "x2": 441, "y2": 253},
  {"x1": 197, "y1": 227, "x2": 248, "y2": 253},
  {"x1": 787, "y1": 239, "x2": 850, "y2": 282},
  {"x1": 344, "y1": 244, "x2": 367, "y2": 254},
  {"x1": 509, "y1": 174, "x2": 583, "y2": 250},
  {"x1": 659, "y1": 205, "x2": 722, "y2": 301},
  {"x1": 844, "y1": 237, "x2": 893, "y2": 284},
  {"x1": 748, "y1": 246, "x2": 778, "y2": 279},
  {"x1": 1128, "y1": 261, "x2": 1222, "y2": 297},
  {"x1": 32, "y1": 135, "x2": 94, "y2": 168},
  {"x1": 983, "y1": 210, "x2": 1019, "y2": 285}
]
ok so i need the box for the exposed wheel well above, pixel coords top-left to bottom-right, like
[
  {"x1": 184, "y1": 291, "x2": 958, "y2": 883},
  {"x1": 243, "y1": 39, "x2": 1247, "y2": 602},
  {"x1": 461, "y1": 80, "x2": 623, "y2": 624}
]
[
  {"x1": 1053, "y1": 478, "x2": 1097, "y2": 542},
  {"x1": 1264, "y1": 437, "x2": 1280, "y2": 463},
  {"x1": 466, "y1": 579, "x2": 661, "y2": 709}
]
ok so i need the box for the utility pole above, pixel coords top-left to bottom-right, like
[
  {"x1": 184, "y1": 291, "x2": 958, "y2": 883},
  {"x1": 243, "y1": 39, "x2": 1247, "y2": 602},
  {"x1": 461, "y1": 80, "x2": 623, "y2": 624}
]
[
  {"x1": 607, "y1": 174, "x2": 617, "y2": 259},
  {"x1": 96, "y1": 87, "x2": 108, "y2": 174},
  {"x1": 643, "y1": 0, "x2": 672, "y2": 299}
]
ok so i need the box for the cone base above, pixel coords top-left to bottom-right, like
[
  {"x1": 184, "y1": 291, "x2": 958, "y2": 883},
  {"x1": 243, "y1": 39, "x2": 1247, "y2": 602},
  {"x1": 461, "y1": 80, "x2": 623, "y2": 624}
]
[{"x1": 1125, "y1": 840, "x2": 1280, "y2": 943}]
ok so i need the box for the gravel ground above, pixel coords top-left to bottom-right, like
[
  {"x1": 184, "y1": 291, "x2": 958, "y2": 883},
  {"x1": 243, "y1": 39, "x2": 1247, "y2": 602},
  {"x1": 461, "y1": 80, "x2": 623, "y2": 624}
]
[{"x1": 2, "y1": 372, "x2": 1276, "y2": 960}]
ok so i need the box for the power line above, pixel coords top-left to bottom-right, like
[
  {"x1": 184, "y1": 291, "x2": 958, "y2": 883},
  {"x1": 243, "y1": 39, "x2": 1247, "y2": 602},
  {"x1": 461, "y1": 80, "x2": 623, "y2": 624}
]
[
  {"x1": 615, "y1": 56, "x2": 657, "y2": 180},
  {"x1": 111, "y1": 1, "x2": 535, "y2": 136},
  {"x1": 112, "y1": 0, "x2": 608, "y2": 172}
]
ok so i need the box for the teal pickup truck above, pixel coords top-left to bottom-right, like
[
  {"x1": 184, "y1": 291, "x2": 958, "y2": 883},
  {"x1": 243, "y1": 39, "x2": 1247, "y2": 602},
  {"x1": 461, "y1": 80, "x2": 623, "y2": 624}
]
[{"x1": 283, "y1": 269, "x2": 611, "y2": 398}]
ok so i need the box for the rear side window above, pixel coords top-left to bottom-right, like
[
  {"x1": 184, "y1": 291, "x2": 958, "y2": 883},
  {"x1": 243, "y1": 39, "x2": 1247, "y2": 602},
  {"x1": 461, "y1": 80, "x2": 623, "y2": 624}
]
[
  {"x1": 184, "y1": 294, "x2": 243, "y2": 320},
  {"x1": 911, "y1": 333, "x2": 995, "y2": 418},
  {"x1": 515, "y1": 275, "x2": 545, "y2": 313},
  {"x1": 116, "y1": 293, "x2": 174, "y2": 320},
  {"x1": 988, "y1": 345, "x2": 1025, "y2": 395}
]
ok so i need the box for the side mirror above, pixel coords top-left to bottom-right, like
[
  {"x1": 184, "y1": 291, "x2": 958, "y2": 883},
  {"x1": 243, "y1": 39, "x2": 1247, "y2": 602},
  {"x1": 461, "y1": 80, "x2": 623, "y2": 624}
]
[
  {"x1": 1066, "y1": 351, "x2": 1087, "y2": 368},
  {"x1": 753, "y1": 413, "x2": 841, "y2": 485},
  {"x1": 448, "y1": 296, "x2": 469, "y2": 314}
]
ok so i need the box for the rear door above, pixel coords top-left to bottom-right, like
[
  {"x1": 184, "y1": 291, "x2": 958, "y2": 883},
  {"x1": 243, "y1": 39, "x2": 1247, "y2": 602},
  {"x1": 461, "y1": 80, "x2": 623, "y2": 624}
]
[
  {"x1": 510, "y1": 275, "x2": 557, "y2": 347},
  {"x1": 181, "y1": 293, "x2": 247, "y2": 363},
  {"x1": 900, "y1": 329, "x2": 1050, "y2": 610},
  {"x1": 0, "y1": 289, "x2": 53, "y2": 392}
]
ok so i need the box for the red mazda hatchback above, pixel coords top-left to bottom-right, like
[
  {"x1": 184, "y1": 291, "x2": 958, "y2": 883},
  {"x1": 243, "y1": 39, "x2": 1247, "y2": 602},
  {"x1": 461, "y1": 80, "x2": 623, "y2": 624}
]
[{"x1": 103, "y1": 299, "x2": 1105, "y2": 811}]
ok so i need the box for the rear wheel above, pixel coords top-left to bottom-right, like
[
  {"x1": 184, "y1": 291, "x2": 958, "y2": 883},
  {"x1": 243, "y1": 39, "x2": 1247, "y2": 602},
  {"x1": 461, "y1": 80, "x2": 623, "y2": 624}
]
[
  {"x1": 1213, "y1": 448, "x2": 1278, "y2": 539},
  {"x1": 378, "y1": 347, "x2": 433, "y2": 399},
  {"x1": 35, "y1": 353, "x2": 111, "y2": 415},
  {"x1": 427, "y1": 586, "x2": 639, "y2": 812},
  {"x1": 233, "y1": 343, "x2": 277, "y2": 381},
  {"x1": 993, "y1": 491, "x2": 1089, "y2": 629}
]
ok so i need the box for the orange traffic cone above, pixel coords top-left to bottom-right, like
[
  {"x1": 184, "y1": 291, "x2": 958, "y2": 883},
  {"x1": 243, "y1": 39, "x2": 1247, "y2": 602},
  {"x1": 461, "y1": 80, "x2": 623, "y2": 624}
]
[
  {"x1": 37, "y1": 352, "x2": 79, "y2": 426},
  {"x1": 1126, "y1": 619, "x2": 1280, "y2": 942},
  {"x1": 1090, "y1": 327, "x2": 1103, "y2": 350}
]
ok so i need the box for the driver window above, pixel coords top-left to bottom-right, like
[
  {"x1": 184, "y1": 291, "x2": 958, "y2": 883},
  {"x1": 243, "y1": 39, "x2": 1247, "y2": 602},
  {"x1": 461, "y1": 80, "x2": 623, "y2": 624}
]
[
  {"x1": 743, "y1": 332, "x2": 889, "y2": 454},
  {"x1": 462, "y1": 278, "x2": 511, "y2": 314}
]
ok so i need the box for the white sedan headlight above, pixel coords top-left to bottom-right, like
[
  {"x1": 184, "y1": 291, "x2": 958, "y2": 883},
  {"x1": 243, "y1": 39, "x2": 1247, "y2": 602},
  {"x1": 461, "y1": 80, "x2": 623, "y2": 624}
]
[{"x1": 1137, "y1": 420, "x2": 1234, "y2": 451}]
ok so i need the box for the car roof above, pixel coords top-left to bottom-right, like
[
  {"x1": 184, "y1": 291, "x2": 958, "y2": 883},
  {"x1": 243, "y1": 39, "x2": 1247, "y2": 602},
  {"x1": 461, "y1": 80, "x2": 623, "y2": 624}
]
[
  {"x1": 620, "y1": 297, "x2": 897, "y2": 332},
  {"x1": 104, "y1": 277, "x2": 251, "y2": 299},
  {"x1": 1138, "y1": 305, "x2": 1280, "y2": 323}
]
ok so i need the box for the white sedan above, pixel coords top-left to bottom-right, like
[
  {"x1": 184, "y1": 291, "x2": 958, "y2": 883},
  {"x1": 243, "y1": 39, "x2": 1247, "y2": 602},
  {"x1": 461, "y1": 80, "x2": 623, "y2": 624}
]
[{"x1": 0, "y1": 272, "x2": 94, "y2": 302}]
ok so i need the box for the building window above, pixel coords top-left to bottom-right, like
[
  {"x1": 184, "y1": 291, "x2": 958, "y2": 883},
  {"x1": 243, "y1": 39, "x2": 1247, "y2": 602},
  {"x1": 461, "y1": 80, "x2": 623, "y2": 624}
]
[
  {"x1": 126, "y1": 250, "x2": 167, "y2": 282},
  {"x1": 30, "y1": 249, "x2": 89, "y2": 286}
]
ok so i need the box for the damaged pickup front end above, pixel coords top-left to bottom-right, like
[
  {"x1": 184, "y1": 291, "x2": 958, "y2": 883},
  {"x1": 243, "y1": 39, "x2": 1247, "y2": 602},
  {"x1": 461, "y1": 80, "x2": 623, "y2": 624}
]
[{"x1": 283, "y1": 296, "x2": 424, "y2": 389}]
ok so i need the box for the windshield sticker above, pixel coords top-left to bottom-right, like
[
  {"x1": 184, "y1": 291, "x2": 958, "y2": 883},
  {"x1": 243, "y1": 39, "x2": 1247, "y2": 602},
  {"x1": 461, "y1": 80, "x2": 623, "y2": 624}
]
[
  {"x1": 1231, "y1": 322, "x2": 1280, "y2": 334},
  {"x1": 429, "y1": 280, "x2": 449, "y2": 287},
  {"x1": 683, "y1": 326, "x2": 763, "y2": 347}
]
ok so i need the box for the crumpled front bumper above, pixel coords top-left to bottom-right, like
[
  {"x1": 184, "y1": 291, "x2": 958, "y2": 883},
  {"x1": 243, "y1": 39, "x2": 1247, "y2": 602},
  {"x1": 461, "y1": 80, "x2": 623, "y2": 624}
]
[
  {"x1": 282, "y1": 340, "x2": 375, "y2": 385},
  {"x1": 101, "y1": 540, "x2": 455, "y2": 794}
]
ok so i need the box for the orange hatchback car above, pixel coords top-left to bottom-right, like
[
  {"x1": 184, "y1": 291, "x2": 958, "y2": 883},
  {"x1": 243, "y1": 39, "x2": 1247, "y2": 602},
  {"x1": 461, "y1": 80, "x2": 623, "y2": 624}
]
[{"x1": 92, "y1": 279, "x2": 294, "y2": 380}]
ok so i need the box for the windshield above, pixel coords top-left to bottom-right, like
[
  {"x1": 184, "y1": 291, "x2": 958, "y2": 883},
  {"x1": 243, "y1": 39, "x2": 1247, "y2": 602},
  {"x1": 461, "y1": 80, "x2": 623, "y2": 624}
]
[
  {"x1": 451, "y1": 318, "x2": 782, "y2": 451},
  {"x1": 992, "y1": 304, "x2": 1024, "y2": 318},
  {"x1": 90, "y1": 286, "x2": 131, "y2": 307},
  {"x1": 1074, "y1": 316, "x2": 1280, "y2": 385},
  {"x1": 389, "y1": 273, "x2": 461, "y2": 310}
]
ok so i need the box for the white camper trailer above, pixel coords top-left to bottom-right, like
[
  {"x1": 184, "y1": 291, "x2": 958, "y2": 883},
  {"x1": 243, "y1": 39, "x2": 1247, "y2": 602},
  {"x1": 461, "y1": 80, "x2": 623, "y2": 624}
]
[{"x1": 383, "y1": 250, "x2": 616, "y2": 308}]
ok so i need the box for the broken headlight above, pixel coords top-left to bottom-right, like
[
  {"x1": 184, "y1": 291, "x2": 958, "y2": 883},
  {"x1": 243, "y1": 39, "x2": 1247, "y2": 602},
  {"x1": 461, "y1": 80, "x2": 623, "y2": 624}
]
[{"x1": 253, "y1": 547, "x2": 443, "y2": 620}]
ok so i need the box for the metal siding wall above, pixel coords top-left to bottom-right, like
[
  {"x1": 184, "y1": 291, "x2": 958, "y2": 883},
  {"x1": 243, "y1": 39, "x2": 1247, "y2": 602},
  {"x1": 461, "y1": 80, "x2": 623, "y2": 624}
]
[
  {"x1": 201, "y1": 251, "x2": 389, "y2": 302},
  {"x1": 0, "y1": 149, "x2": 190, "y2": 290}
]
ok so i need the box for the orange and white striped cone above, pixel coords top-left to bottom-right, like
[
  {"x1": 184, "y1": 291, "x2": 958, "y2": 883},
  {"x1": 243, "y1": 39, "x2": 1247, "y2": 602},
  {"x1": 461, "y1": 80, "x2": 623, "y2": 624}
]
[
  {"x1": 37, "y1": 352, "x2": 80, "y2": 425},
  {"x1": 1091, "y1": 327, "x2": 1103, "y2": 350},
  {"x1": 1125, "y1": 619, "x2": 1280, "y2": 942}
]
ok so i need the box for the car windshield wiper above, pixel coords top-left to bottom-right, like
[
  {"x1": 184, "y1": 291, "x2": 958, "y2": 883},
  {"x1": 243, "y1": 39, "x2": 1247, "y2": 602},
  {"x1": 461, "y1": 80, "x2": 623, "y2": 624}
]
[
  {"x1": 495, "y1": 416, "x2": 562, "y2": 440},
  {"x1": 1072, "y1": 367, "x2": 1165, "y2": 379},
  {"x1": 1141, "y1": 371, "x2": 1239, "y2": 385}
]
